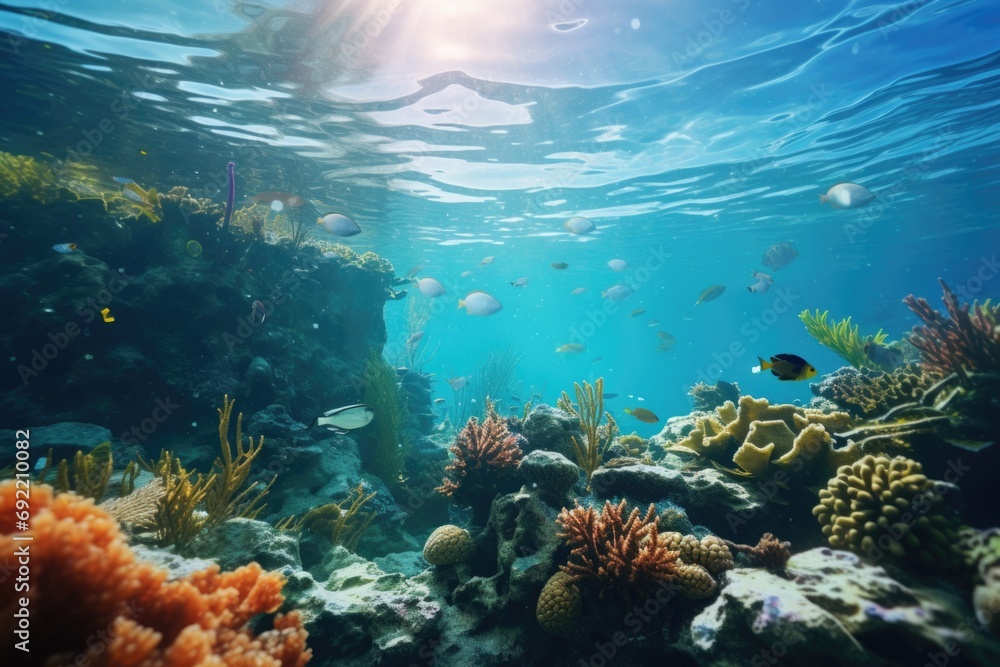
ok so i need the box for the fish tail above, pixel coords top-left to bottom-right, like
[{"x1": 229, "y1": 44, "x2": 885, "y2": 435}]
[
  {"x1": 757, "y1": 356, "x2": 771, "y2": 370},
  {"x1": 458, "y1": 299, "x2": 465, "y2": 309},
  {"x1": 818, "y1": 194, "x2": 827, "y2": 204},
  {"x1": 747, "y1": 286, "x2": 754, "y2": 293}
]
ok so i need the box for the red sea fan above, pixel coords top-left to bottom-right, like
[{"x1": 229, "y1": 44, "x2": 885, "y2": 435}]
[
  {"x1": 557, "y1": 500, "x2": 679, "y2": 602},
  {"x1": 903, "y1": 278, "x2": 1000, "y2": 376}
]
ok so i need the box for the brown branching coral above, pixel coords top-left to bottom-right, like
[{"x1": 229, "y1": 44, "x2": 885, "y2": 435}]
[
  {"x1": 723, "y1": 533, "x2": 792, "y2": 571},
  {"x1": 0, "y1": 481, "x2": 311, "y2": 667},
  {"x1": 557, "y1": 500, "x2": 679, "y2": 602},
  {"x1": 904, "y1": 278, "x2": 1000, "y2": 376},
  {"x1": 437, "y1": 400, "x2": 523, "y2": 523}
]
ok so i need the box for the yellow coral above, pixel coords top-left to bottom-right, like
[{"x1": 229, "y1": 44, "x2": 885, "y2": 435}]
[
  {"x1": 558, "y1": 377, "x2": 619, "y2": 488},
  {"x1": 536, "y1": 571, "x2": 582, "y2": 636},
  {"x1": 675, "y1": 562, "x2": 717, "y2": 599},
  {"x1": 813, "y1": 455, "x2": 964, "y2": 570},
  {"x1": 423, "y1": 524, "x2": 474, "y2": 565}
]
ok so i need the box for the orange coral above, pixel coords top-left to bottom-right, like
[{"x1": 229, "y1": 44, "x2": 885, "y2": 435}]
[
  {"x1": 557, "y1": 500, "x2": 679, "y2": 602},
  {"x1": 436, "y1": 405, "x2": 523, "y2": 523},
  {"x1": 0, "y1": 481, "x2": 310, "y2": 667}
]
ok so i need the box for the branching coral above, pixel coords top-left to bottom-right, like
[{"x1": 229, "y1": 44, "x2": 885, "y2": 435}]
[
  {"x1": 436, "y1": 400, "x2": 523, "y2": 523},
  {"x1": 276, "y1": 483, "x2": 376, "y2": 552},
  {"x1": 36, "y1": 442, "x2": 113, "y2": 500},
  {"x1": 0, "y1": 481, "x2": 311, "y2": 667},
  {"x1": 722, "y1": 533, "x2": 792, "y2": 571},
  {"x1": 903, "y1": 278, "x2": 1000, "y2": 376},
  {"x1": 557, "y1": 500, "x2": 679, "y2": 603},
  {"x1": 558, "y1": 377, "x2": 619, "y2": 489},
  {"x1": 799, "y1": 309, "x2": 887, "y2": 370}
]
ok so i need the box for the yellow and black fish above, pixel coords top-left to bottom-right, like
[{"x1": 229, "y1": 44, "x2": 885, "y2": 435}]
[{"x1": 753, "y1": 354, "x2": 816, "y2": 381}]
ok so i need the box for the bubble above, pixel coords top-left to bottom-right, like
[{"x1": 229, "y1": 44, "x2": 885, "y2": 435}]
[
  {"x1": 270, "y1": 200, "x2": 284, "y2": 212},
  {"x1": 631, "y1": 18, "x2": 640, "y2": 30},
  {"x1": 313, "y1": 323, "x2": 319, "y2": 329},
  {"x1": 186, "y1": 240, "x2": 203, "y2": 257},
  {"x1": 191, "y1": 422, "x2": 198, "y2": 427}
]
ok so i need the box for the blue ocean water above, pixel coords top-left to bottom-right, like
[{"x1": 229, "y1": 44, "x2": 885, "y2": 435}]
[{"x1": 1, "y1": 0, "x2": 998, "y2": 435}]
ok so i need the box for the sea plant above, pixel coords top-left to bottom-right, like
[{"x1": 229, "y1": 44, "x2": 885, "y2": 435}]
[
  {"x1": 799, "y1": 309, "x2": 887, "y2": 370},
  {"x1": 361, "y1": 351, "x2": 408, "y2": 490},
  {"x1": 35, "y1": 442, "x2": 113, "y2": 500},
  {"x1": 276, "y1": 483, "x2": 377, "y2": 553},
  {"x1": 558, "y1": 377, "x2": 618, "y2": 489},
  {"x1": 0, "y1": 150, "x2": 57, "y2": 202}
]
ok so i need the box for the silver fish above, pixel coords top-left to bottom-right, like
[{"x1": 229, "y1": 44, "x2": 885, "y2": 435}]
[{"x1": 315, "y1": 404, "x2": 375, "y2": 433}]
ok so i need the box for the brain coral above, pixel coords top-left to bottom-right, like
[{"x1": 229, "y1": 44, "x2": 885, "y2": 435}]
[
  {"x1": 423, "y1": 524, "x2": 474, "y2": 565},
  {"x1": 812, "y1": 455, "x2": 963, "y2": 571}
]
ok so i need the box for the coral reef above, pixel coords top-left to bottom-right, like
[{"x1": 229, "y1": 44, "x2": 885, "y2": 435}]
[
  {"x1": 812, "y1": 454, "x2": 964, "y2": 571},
  {"x1": 0, "y1": 481, "x2": 310, "y2": 667},
  {"x1": 668, "y1": 395, "x2": 855, "y2": 480},
  {"x1": 904, "y1": 278, "x2": 1000, "y2": 376},
  {"x1": 810, "y1": 364, "x2": 941, "y2": 418},
  {"x1": 423, "y1": 525, "x2": 474, "y2": 566},
  {"x1": 660, "y1": 533, "x2": 735, "y2": 576},
  {"x1": 437, "y1": 402, "x2": 523, "y2": 524},
  {"x1": 556, "y1": 499, "x2": 679, "y2": 603},
  {"x1": 799, "y1": 309, "x2": 887, "y2": 369},
  {"x1": 721, "y1": 532, "x2": 792, "y2": 571},
  {"x1": 536, "y1": 571, "x2": 582, "y2": 636},
  {"x1": 98, "y1": 477, "x2": 165, "y2": 526},
  {"x1": 689, "y1": 380, "x2": 740, "y2": 411},
  {"x1": 521, "y1": 403, "x2": 584, "y2": 460},
  {"x1": 557, "y1": 377, "x2": 619, "y2": 488}
]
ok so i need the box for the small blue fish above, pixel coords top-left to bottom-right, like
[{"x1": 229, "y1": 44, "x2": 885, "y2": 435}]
[{"x1": 52, "y1": 243, "x2": 78, "y2": 253}]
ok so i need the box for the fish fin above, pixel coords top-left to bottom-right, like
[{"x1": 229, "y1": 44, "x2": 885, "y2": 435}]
[
  {"x1": 747, "y1": 286, "x2": 754, "y2": 293},
  {"x1": 458, "y1": 299, "x2": 465, "y2": 309},
  {"x1": 325, "y1": 426, "x2": 347, "y2": 434},
  {"x1": 757, "y1": 356, "x2": 771, "y2": 370},
  {"x1": 818, "y1": 194, "x2": 827, "y2": 204}
]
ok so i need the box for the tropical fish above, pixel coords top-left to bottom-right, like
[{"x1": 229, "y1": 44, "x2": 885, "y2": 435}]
[
  {"x1": 551, "y1": 262, "x2": 569, "y2": 270},
  {"x1": 591, "y1": 356, "x2": 603, "y2": 363},
  {"x1": 461, "y1": 270, "x2": 474, "y2": 278},
  {"x1": 406, "y1": 331, "x2": 425, "y2": 347},
  {"x1": 447, "y1": 376, "x2": 470, "y2": 390},
  {"x1": 510, "y1": 277, "x2": 531, "y2": 287},
  {"x1": 417, "y1": 277, "x2": 446, "y2": 297},
  {"x1": 753, "y1": 354, "x2": 817, "y2": 381},
  {"x1": 459, "y1": 291, "x2": 503, "y2": 316},
  {"x1": 251, "y1": 192, "x2": 305, "y2": 207},
  {"x1": 820, "y1": 182, "x2": 875, "y2": 209},
  {"x1": 52, "y1": 243, "x2": 77, "y2": 253},
  {"x1": 314, "y1": 404, "x2": 375, "y2": 433},
  {"x1": 608, "y1": 259, "x2": 629, "y2": 271},
  {"x1": 251, "y1": 300, "x2": 267, "y2": 325},
  {"x1": 480, "y1": 256, "x2": 495, "y2": 265},
  {"x1": 100, "y1": 307, "x2": 115, "y2": 323},
  {"x1": 864, "y1": 341, "x2": 904, "y2": 371},
  {"x1": 602, "y1": 393, "x2": 617, "y2": 399},
  {"x1": 762, "y1": 242, "x2": 798, "y2": 271},
  {"x1": 317, "y1": 213, "x2": 361, "y2": 237},
  {"x1": 625, "y1": 407, "x2": 659, "y2": 423},
  {"x1": 555, "y1": 343, "x2": 586, "y2": 354},
  {"x1": 571, "y1": 287, "x2": 587, "y2": 295},
  {"x1": 564, "y1": 216, "x2": 596, "y2": 234},
  {"x1": 696, "y1": 285, "x2": 726, "y2": 304},
  {"x1": 647, "y1": 319, "x2": 660, "y2": 327},
  {"x1": 629, "y1": 309, "x2": 646, "y2": 318},
  {"x1": 602, "y1": 284, "x2": 634, "y2": 301},
  {"x1": 656, "y1": 332, "x2": 676, "y2": 351},
  {"x1": 747, "y1": 271, "x2": 773, "y2": 294}
]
